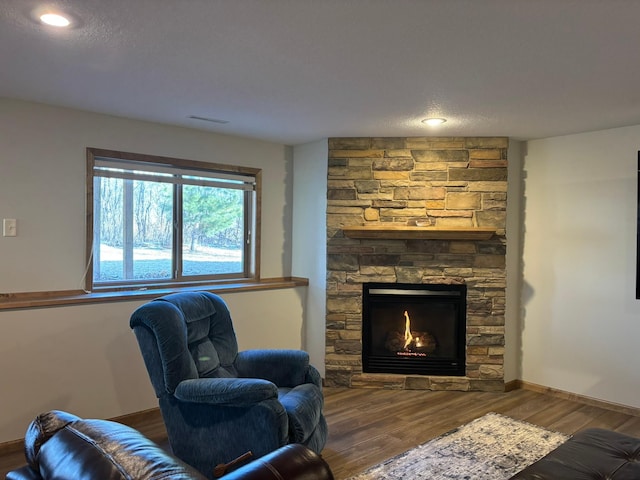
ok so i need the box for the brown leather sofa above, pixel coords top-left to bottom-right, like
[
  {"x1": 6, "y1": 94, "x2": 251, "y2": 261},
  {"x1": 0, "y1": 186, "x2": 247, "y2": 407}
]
[
  {"x1": 6, "y1": 410, "x2": 334, "y2": 480},
  {"x1": 511, "y1": 427, "x2": 640, "y2": 479}
]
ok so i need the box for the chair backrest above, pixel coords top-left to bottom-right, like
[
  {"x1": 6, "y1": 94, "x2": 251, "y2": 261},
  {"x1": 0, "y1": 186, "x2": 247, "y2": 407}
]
[{"x1": 130, "y1": 292, "x2": 240, "y2": 397}]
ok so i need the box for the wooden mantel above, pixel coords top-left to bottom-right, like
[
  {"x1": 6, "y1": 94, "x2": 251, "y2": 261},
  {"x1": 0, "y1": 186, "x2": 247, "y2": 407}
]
[{"x1": 342, "y1": 225, "x2": 499, "y2": 240}]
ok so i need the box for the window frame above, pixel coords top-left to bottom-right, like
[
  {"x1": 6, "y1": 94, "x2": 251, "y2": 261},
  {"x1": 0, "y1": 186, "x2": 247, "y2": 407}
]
[{"x1": 86, "y1": 147, "x2": 261, "y2": 292}]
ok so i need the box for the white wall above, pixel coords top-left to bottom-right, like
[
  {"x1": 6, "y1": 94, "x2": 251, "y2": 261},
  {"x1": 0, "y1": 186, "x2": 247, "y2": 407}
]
[
  {"x1": 0, "y1": 98, "x2": 293, "y2": 291},
  {"x1": 0, "y1": 98, "x2": 307, "y2": 443},
  {"x1": 505, "y1": 140, "x2": 525, "y2": 382},
  {"x1": 522, "y1": 125, "x2": 640, "y2": 408},
  {"x1": 292, "y1": 140, "x2": 328, "y2": 376}
]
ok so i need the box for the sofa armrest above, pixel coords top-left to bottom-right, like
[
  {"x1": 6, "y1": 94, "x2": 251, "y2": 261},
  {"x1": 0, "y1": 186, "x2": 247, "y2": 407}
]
[
  {"x1": 7, "y1": 410, "x2": 209, "y2": 480},
  {"x1": 174, "y1": 377, "x2": 278, "y2": 406},
  {"x1": 235, "y1": 350, "x2": 311, "y2": 387},
  {"x1": 223, "y1": 443, "x2": 334, "y2": 480}
]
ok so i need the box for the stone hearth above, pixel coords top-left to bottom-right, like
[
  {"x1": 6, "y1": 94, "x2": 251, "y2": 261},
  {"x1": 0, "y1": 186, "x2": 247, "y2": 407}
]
[{"x1": 325, "y1": 137, "x2": 508, "y2": 392}]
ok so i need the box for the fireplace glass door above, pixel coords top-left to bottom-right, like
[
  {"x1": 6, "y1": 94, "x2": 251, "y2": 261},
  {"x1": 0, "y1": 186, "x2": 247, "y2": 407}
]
[{"x1": 362, "y1": 283, "x2": 466, "y2": 376}]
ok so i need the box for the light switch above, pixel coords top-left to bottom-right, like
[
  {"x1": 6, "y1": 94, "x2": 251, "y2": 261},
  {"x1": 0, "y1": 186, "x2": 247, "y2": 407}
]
[{"x1": 3, "y1": 218, "x2": 17, "y2": 237}]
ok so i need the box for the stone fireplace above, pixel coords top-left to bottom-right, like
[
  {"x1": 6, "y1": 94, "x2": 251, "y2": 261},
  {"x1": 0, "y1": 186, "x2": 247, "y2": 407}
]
[{"x1": 325, "y1": 137, "x2": 507, "y2": 392}]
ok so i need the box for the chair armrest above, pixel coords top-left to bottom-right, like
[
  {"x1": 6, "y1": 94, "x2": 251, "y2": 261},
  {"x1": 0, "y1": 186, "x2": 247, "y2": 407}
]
[
  {"x1": 305, "y1": 364, "x2": 322, "y2": 388},
  {"x1": 174, "y1": 378, "x2": 278, "y2": 406},
  {"x1": 236, "y1": 350, "x2": 311, "y2": 387}
]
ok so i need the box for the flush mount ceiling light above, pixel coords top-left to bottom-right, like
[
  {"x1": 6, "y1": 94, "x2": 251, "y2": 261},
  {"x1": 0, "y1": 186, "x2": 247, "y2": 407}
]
[
  {"x1": 422, "y1": 118, "x2": 447, "y2": 127},
  {"x1": 39, "y1": 12, "x2": 71, "y2": 27}
]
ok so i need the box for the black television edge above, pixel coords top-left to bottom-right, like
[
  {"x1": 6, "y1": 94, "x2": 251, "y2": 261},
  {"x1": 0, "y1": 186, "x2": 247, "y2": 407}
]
[{"x1": 637, "y1": 151, "x2": 640, "y2": 299}]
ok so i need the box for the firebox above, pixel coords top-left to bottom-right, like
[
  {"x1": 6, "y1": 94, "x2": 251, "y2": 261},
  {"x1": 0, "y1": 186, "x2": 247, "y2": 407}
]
[{"x1": 362, "y1": 283, "x2": 466, "y2": 376}]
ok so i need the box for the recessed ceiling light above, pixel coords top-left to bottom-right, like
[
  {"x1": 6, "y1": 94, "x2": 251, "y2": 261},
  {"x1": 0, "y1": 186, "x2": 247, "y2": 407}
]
[
  {"x1": 422, "y1": 118, "x2": 447, "y2": 127},
  {"x1": 39, "y1": 13, "x2": 71, "y2": 27}
]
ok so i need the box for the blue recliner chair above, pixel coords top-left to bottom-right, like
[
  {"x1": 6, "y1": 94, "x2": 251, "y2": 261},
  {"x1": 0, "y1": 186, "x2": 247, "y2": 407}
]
[{"x1": 129, "y1": 291, "x2": 328, "y2": 478}]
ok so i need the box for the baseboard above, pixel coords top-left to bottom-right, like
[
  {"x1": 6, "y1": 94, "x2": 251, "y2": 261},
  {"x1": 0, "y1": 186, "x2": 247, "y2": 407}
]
[
  {"x1": 504, "y1": 379, "x2": 520, "y2": 392},
  {"x1": 109, "y1": 407, "x2": 162, "y2": 428},
  {"x1": 0, "y1": 437, "x2": 24, "y2": 456},
  {"x1": 514, "y1": 380, "x2": 640, "y2": 417}
]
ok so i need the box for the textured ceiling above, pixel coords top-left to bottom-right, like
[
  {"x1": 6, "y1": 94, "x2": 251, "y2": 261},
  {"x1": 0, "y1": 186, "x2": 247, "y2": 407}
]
[{"x1": 2, "y1": 0, "x2": 640, "y2": 145}]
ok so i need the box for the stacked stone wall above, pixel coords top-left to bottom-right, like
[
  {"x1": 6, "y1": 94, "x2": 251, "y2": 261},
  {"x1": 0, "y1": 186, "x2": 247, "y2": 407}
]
[{"x1": 325, "y1": 137, "x2": 508, "y2": 391}]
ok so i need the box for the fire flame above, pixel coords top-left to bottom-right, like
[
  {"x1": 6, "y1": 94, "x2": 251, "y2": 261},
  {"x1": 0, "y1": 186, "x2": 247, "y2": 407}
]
[
  {"x1": 403, "y1": 310, "x2": 423, "y2": 350},
  {"x1": 403, "y1": 310, "x2": 413, "y2": 349}
]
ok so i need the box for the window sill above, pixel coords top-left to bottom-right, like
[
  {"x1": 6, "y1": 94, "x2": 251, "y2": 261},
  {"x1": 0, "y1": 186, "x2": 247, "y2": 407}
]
[{"x1": 0, "y1": 277, "x2": 309, "y2": 311}]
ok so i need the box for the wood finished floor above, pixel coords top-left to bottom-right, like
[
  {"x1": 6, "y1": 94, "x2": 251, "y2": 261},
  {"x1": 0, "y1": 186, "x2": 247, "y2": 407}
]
[{"x1": 3, "y1": 387, "x2": 640, "y2": 479}]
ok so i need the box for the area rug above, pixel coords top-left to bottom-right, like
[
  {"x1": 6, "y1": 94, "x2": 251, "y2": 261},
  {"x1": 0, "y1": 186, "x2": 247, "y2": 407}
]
[{"x1": 346, "y1": 412, "x2": 569, "y2": 480}]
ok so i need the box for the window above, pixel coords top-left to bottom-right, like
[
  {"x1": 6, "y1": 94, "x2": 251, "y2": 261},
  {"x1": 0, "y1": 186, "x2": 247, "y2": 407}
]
[{"x1": 86, "y1": 148, "x2": 260, "y2": 291}]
